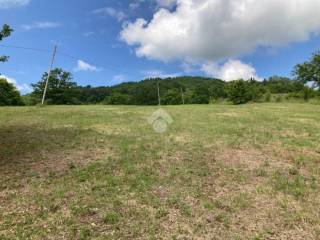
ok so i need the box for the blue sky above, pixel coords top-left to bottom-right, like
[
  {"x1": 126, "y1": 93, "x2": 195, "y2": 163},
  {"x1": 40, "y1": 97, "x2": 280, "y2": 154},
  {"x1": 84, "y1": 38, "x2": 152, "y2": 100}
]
[{"x1": 0, "y1": 0, "x2": 319, "y2": 94}]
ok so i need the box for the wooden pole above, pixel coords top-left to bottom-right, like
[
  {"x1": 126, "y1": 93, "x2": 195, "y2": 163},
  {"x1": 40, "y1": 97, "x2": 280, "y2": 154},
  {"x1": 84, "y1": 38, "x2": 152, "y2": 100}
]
[
  {"x1": 157, "y1": 80, "x2": 161, "y2": 106},
  {"x1": 42, "y1": 45, "x2": 57, "y2": 105},
  {"x1": 181, "y1": 87, "x2": 185, "y2": 105}
]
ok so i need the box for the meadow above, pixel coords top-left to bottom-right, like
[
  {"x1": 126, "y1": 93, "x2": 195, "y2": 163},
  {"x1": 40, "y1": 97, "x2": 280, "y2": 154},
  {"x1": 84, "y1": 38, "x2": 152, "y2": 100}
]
[{"x1": 1, "y1": 103, "x2": 320, "y2": 239}]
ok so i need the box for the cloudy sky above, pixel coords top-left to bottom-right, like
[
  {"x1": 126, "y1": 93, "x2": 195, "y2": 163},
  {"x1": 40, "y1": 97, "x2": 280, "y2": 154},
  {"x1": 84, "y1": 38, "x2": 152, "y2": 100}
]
[{"x1": 1, "y1": 0, "x2": 320, "y2": 93}]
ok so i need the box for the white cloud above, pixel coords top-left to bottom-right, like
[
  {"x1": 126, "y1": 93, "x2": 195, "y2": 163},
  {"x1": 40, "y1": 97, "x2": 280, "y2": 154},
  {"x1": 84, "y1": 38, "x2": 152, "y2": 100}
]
[
  {"x1": 93, "y1": 7, "x2": 126, "y2": 22},
  {"x1": 181, "y1": 61, "x2": 197, "y2": 73},
  {"x1": 1, "y1": 75, "x2": 32, "y2": 93},
  {"x1": 201, "y1": 60, "x2": 262, "y2": 82},
  {"x1": 75, "y1": 60, "x2": 101, "y2": 72},
  {"x1": 113, "y1": 74, "x2": 126, "y2": 83},
  {"x1": 0, "y1": 0, "x2": 30, "y2": 9},
  {"x1": 17, "y1": 83, "x2": 33, "y2": 93},
  {"x1": 21, "y1": 21, "x2": 60, "y2": 31},
  {"x1": 121, "y1": 0, "x2": 320, "y2": 62}
]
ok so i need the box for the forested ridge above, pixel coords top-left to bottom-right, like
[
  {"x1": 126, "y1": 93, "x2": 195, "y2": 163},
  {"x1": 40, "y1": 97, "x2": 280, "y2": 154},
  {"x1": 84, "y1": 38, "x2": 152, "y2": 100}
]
[{"x1": 21, "y1": 75, "x2": 316, "y2": 105}]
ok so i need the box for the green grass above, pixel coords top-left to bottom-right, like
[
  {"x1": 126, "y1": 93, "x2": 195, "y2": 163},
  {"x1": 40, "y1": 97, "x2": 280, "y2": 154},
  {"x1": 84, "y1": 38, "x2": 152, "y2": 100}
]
[{"x1": 1, "y1": 103, "x2": 320, "y2": 239}]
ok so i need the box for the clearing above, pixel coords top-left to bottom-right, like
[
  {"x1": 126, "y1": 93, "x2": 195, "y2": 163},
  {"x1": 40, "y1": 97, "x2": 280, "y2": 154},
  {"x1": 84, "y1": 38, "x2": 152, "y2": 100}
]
[{"x1": 1, "y1": 103, "x2": 320, "y2": 239}]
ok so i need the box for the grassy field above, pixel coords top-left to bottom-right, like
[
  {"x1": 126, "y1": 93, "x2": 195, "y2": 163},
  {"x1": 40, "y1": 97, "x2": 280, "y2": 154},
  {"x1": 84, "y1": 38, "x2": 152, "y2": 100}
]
[{"x1": 1, "y1": 103, "x2": 320, "y2": 239}]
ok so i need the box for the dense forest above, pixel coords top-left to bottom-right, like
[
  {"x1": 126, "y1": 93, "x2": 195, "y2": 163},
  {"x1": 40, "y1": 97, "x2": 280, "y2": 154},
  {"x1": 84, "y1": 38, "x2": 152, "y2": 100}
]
[{"x1": 19, "y1": 74, "x2": 316, "y2": 106}]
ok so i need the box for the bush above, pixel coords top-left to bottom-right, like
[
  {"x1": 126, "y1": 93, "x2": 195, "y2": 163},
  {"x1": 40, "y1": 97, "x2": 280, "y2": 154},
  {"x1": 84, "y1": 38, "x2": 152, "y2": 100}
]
[
  {"x1": 264, "y1": 91, "x2": 272, "y2": 102},
  {"x1": 285, "y1": 88, "x2": 316, "y2": 102},
  {"x1": 286, "y1": 92, "x2": 302, "y2": 101},
  {"x1": 227, "y1": 80, "x2": 251, "y2": 104},
  {"x1": 275, "y1": 95, "x2": 283, "y2": 102},
  {"x1": 21, "y1": 94, "x2": 38, "y2": 106},
  {"x1": 104, "y1": 92, "x2": 133, "y2": 105},
  {"x1": 302, "y1": 88, "x2": 316, "y2": 101},
  {"x1": 248, "y1": 85, "x2": 267, "y2": 102}
]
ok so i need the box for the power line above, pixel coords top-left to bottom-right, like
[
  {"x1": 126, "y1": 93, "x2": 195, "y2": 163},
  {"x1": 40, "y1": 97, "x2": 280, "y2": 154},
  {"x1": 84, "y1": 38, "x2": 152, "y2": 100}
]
[
  {"x1": 0, "y1": 43, "x2": 132, "y2": 74},
  {"x1": 55, "y1": 50, "x2": 78, "y2": 60},
  {"x1": 0, "y1": 44, "x2": 51, "y2": 53},
  {"x1": 57, "y1": 49, "x2": 131, "y2": 74}
]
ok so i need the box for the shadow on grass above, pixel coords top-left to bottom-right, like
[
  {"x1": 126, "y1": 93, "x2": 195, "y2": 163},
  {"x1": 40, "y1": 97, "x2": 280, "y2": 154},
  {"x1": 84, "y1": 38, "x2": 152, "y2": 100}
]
[{"x1": 0, "y1": 125, "x2": 107, "y2": 184}]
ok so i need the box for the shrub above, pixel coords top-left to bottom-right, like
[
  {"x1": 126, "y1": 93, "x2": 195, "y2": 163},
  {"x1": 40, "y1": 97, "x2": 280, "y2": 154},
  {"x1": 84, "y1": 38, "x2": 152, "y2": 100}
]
[
  {"x1": 264, "y1": 91, "x2": 272, "y2": 102},
  {"x1": 104, "y1": 92, "x2": 133, "y2": 105},
  {"x1": 302, "y1": 88, "x2": 316, "y2": 101},
  {"x1": 227, "y1": 80, "x2": 251, "y2": 104},
  {"x1": 275, "y1": 95, "x2": 283, "y2": 102}
]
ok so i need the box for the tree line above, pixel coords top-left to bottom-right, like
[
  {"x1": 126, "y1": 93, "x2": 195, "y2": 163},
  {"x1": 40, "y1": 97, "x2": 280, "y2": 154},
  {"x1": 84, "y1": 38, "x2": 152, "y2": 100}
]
[
  {"x1": 1, "y1": 24, "x2": 320, "y2": 106},
  {"x1": 21, "y1": 74, "x2": 317, "y2": 105}
]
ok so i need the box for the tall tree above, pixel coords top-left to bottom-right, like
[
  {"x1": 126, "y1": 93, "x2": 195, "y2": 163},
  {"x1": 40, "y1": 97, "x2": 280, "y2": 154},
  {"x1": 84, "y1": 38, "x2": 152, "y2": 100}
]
[
  {"x1": 293, "y1": 51, "x2": 320, "y2": 89},
  {"x1": 31, "y1": 68, "x2": 79, "y2": 104},
  {"x1": 227, "y1": 80, "x2": 251, "y2": 104},
  {"x1": 0, "y1": 24, "x2": 13, "y2": 63},
  {"x1": 0, "y1": 78, "x2": 23, "y2": 106}
]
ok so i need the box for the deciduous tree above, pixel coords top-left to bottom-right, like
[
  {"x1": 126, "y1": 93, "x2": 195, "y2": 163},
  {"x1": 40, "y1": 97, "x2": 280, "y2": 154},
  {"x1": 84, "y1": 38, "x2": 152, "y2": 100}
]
[
  {"x1": 31, "y1": 68, "x2": 79, "y2": 104},
  {"x1": 0, "y1": 24, "x2": 13, "y2": 63},
  {"x1": 293, "y1": 51, "x2": 320, "y2": 89},
  {"x1": 0, "y1": 78, "x2": 23, "y2": 106}
]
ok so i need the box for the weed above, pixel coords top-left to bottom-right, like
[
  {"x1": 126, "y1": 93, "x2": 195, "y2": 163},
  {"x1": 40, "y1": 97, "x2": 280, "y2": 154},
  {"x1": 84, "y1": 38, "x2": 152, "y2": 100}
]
[
  {"x1": 79, "y1": 227, "x2": 91, "y2": 240},
  {"x1": 68, "y1": 161, "x2": 76, "y2": 170},
  {"x1": 155, "y1": 208, "x2": 169, "y2": 219},
  {"x1": 103, "y1": 212, "x2": 120, "y2": 225},
  {"x1": 272, "y1": 170, "x2": 308, "y2": 198}
]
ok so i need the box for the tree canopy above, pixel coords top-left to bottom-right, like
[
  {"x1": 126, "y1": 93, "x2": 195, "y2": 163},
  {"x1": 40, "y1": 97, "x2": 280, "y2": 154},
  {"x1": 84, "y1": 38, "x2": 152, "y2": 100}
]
[
  {"x1": 21, "y1": 73, "x2": 312, "y2": 106},
  {"x1": 0, "y1": 78, "x2": 23, "y2": 106},
  {"x1": 31, "y1": 68, "x2": 79, "y2": 105},
  {"x1": 0, "y1": 24, "x2": 13, "y2": 64},
  {"x1": 293, "y1": 51, "x2": 320, "y2": 89}
]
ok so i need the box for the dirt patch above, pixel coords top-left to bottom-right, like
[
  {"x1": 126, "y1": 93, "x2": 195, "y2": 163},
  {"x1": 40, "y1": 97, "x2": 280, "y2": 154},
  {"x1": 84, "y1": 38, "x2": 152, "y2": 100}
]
[
  {"x1": 212, "y1": 146, "x2": 270, "y2": 171},
  {"x1": 29, "y1": 142, "x2": 110, "y2": 176},
  {"x1": 205, "y1": 143, "x2": 302, "y2": 172},
  {"x1": 218, "y1": 112, "x2": 241, "y2": 117},
  {"x1": 0, "y1": 125, "x2": 111, "y2": 182},
  {"x1": 169, "y1": 133, "x2": 193, "y2": 144}
]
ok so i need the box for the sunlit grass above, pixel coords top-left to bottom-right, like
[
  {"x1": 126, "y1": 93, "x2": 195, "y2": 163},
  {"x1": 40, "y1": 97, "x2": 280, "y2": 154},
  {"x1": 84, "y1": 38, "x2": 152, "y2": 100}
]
[{"x1": 1, "y1": 103, "x2": 320, "y2": 239}]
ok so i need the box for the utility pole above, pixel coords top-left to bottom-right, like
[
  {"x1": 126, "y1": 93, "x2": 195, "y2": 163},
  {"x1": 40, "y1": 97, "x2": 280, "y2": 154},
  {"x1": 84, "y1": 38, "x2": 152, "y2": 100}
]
[
  {"x1": 42, "y1": 45, "x2": 57, "y2": 105},
  {"x1": 157, "y1": 80, "x2": 161, "y2": 106},
  {"x1": 181, "y1": 87, "x2": 185, "y2": 105}
]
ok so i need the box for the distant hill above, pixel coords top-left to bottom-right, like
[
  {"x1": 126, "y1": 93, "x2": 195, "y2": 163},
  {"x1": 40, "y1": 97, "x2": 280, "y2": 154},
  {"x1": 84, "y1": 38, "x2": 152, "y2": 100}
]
[
  {"x1": 23, "y1": 75, "x2": 311, "y2": 106},
  {"x1": 77, "y1": 76, "x2": 227, "y2": 105}
]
